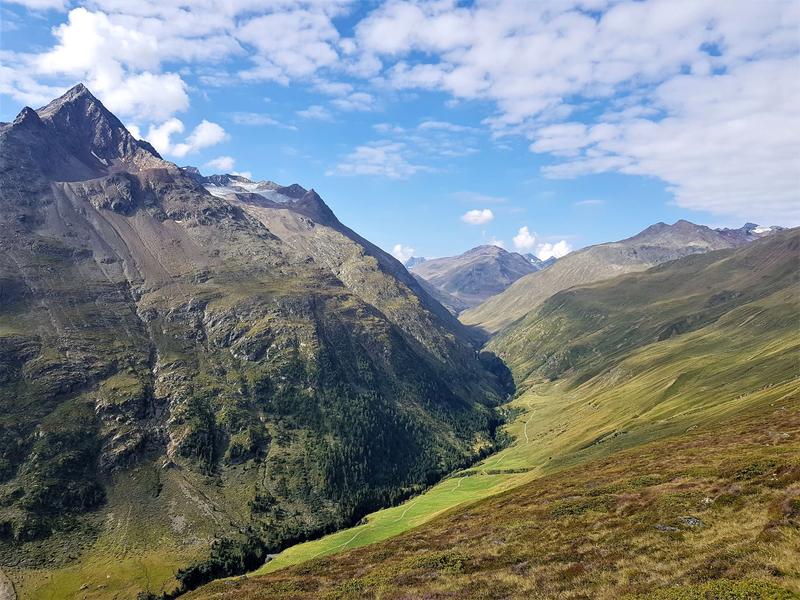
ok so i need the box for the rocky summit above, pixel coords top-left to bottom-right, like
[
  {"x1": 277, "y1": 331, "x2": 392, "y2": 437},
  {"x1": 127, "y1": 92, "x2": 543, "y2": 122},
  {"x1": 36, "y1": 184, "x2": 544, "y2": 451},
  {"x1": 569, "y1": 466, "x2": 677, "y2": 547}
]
[
  {"x1": 411, "y1": 245, "x2": 541, "y2": 309},
  {"x1": 0, "y1": 85, "x2": 510, "y2": 595}
]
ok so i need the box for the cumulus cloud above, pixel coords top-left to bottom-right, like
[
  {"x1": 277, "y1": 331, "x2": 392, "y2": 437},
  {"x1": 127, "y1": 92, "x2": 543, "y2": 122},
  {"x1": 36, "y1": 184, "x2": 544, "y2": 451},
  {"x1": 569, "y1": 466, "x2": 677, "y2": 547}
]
[
  {"x1": 512, "y1": 227, "x2": 573, "y2": 258},
  {"x1": 3, "y1": 0, "x2": 797, "y2": 223},
  {"x1": 461, "y1": 209, "x2": 494, "y2": 225},
  {"x1": 146, "y1": 118, "x2": 228, "y2": 158},
  {"x1": 237, "y1": 9, "x2": 341, "y2": 83},
  {"x1": 537, "y1": 59, "x2": 800, "y2": 223},
  {"x1": 536, "y1": 240, "x2": 573, "y2": 261},
  {"x1": 418, "y1": 120, "x2": 476, "y2": 133},
  {"x1": 512, "y1": 226, "x2": 537, "y2": 251},
  {"x1": 391, "y1": 243, "x2": 415, "y2": 263},
  {"x1": 205, "y1": 155, "x2": 236, "y2": 172},
  {"x1": 331, "y1": 91, "x2": 375, "y2": 111},
  {"x1": 34, "y1": 8, "x2": 189, "y2": 121},
  {"x1": 1, "y1": 2, "x2": 354, "y2": 132}
]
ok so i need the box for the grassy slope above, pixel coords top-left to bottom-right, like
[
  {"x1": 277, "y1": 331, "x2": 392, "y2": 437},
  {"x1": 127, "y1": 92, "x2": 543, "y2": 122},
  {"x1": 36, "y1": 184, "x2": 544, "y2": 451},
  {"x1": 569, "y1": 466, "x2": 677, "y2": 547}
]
[
  {"x1": 187, "y1": 230, "x2": 800, "y2": 596},
  {"x1": 189, "y1": 386, "x2": 799, "y2": 599},
  {"x1": 490, "y1": 229, "x2": 798, "y2": 384}
]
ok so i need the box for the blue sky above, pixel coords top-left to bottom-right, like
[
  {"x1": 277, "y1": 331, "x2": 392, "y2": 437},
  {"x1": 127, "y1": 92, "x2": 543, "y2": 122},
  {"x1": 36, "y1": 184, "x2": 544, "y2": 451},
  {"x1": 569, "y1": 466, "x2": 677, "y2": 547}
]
[{"x1": 2, "y1": 1, "x2": 798, "y2": 261}]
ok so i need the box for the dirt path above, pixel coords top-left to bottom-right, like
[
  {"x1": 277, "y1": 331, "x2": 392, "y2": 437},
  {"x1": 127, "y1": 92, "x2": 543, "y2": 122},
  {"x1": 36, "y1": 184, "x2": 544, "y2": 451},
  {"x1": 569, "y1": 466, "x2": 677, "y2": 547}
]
[{"x1": 524, "y1": 409, "x2": 536, "y2": 444}]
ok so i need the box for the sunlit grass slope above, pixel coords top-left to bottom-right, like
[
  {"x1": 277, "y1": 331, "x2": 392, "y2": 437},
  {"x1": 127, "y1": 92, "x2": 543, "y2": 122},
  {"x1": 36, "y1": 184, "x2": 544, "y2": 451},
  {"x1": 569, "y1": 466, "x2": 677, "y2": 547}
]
[{"x1": 189, "y1": 390, "x2": 800, "y2": 599}]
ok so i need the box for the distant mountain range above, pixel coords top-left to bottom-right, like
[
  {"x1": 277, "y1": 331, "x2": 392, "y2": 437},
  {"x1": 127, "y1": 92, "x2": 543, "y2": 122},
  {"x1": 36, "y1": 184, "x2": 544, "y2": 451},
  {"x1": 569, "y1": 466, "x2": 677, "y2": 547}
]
[
  {"x1": 461, "y1": 219, "x2": 783, "y2": 333},
  {"x1": 403, "y1": 256, "x2": 428, "y2": 269},
  {"x1": 409, "y1": 245, "x2": 552, "y2": 310}
]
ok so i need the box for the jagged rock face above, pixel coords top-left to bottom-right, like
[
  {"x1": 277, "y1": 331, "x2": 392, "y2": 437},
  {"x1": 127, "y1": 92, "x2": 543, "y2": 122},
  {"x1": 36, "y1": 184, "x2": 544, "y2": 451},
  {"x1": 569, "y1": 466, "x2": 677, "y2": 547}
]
[
  {"x1": 0, "y1": 85, "x2": 507, "y2": 576},
  {"x1": 411, "y1": 245, "x2": 539, "y2": 308}
]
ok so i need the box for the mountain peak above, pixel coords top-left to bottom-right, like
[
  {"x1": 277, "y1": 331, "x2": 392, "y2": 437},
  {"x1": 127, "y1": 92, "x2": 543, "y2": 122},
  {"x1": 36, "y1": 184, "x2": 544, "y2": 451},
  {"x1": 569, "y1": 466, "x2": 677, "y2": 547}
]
[
  {"x1": 466, "y1": 244, "x2": 507, "y2": 256},
  {"x1": 36, "y1": 83, "x2": 106, "y2": 121},
  {"x1": 13, "y1": 106, "x2": 42, "y2": 128},
  {"x1": 277, "y1": 183, "x2": 309, "y2": 199},
  {"x1": 29, "y1": 83, "x2": 161, "y2": 168},
  {"x1": 412, "y1": 243, "x2": 538, "y2": 308}
]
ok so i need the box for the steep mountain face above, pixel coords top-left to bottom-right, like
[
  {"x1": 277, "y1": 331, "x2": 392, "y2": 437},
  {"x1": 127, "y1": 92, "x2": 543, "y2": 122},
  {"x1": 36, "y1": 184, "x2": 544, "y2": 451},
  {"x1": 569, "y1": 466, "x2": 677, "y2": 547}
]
[
  {"x1": 411, "y1": 245, "x2": 539, "y2": 309},
  {"x1": 184, "y1": 170, "x2": 491, "y2": 348},
  {"x1": 461, "y1": 219, "x2": 763, "y2": 333},
  {"x1": 411, "y1": 273, "x2": 470, "y2": 315},
  {"x1": 0, "y1": 86, "x2": 508, "y2": 595}
]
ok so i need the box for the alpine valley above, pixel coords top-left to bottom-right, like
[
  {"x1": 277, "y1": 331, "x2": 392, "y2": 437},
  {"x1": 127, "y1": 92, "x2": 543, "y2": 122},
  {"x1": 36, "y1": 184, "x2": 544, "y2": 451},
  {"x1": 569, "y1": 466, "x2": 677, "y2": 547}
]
[{"x1": 0, "y1": 86, "x2": 797, "y2": 600}]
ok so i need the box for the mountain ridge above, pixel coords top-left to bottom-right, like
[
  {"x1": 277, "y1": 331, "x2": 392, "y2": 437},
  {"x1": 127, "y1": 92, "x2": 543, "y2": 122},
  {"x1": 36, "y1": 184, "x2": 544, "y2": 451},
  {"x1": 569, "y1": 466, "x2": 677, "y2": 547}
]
[{"x1": 460, "y1": 218, "x2": 780, "y2": 333}]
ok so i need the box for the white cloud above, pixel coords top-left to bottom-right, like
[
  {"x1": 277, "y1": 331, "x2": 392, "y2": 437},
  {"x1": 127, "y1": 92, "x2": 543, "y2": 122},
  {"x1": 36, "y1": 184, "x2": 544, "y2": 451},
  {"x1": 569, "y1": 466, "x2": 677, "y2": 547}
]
[
  {"x1": 205, "y1": 155, "x2": 235, "y2": 171},
  {"x1": 391, "y1": 243, "x2": 415, "y2": 263},
  {"x1": 353, "y1": 0, "x2": 800, "y2": 223},
  {"x1": 537, "y1": 59, "x2": 800, "y2": 223},
  {"x1": 328, "y1": 141, "x2": 433, "y2": 179},
  {"x1": 537, "y1": 240, "x2": 573, "y2": 261},
  {"x1": 512, "y1": 226, "x2": 537, "y2": 251},
  {"x1": 418, "y1": 120, "x2": 476, "y2": 133},
  {"x1": 1, "y1": 2, "x2": 353, "y2": 129},
  {"x1": 461, "y1": 209, "x2": 494, "y2": 225},
  {"x1": 4, "y1": 0, "x2": 798, "y2": 223},
  {"x1": 296, "y1": 104, "x2": 334, "y2": 121},
  {"x1": 146, "y1": 118, "x2": 185, "y2": 156},
  {"x1": 575, "y1": 199, "x2": 605, "y2": 206},
  {"x1": 146, "y1": 118, "x2": 228, "y2": 158},
  {"x1": 237, "y1": 9, "x2": 341, "y2": 83},
  {"x1": 33, "y1": 8, "x2": 189, "y2": 121},
  {"x1": 487, "y1": 237, "x2": 505, "y2": 249}
]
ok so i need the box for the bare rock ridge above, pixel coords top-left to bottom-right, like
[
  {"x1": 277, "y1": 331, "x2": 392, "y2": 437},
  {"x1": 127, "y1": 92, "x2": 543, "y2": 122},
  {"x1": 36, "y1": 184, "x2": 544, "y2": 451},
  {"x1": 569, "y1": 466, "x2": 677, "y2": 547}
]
[
  {"x1": 0, "y1": 84, "x2": 510, "y2": 593},
  {"x1": 410, "y1": 244, "x2": 544, "y2": 310}
]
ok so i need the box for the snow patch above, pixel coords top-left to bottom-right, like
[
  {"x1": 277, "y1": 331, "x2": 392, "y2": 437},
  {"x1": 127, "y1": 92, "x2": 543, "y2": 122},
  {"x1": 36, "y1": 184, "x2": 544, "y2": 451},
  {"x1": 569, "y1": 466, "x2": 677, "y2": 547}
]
[
  {"x1": 204, "y1": 183, "x2": 293, "y2": 203},
  {"x1": 91, "y1": 150, "x2": 109, "y2": 166}
]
